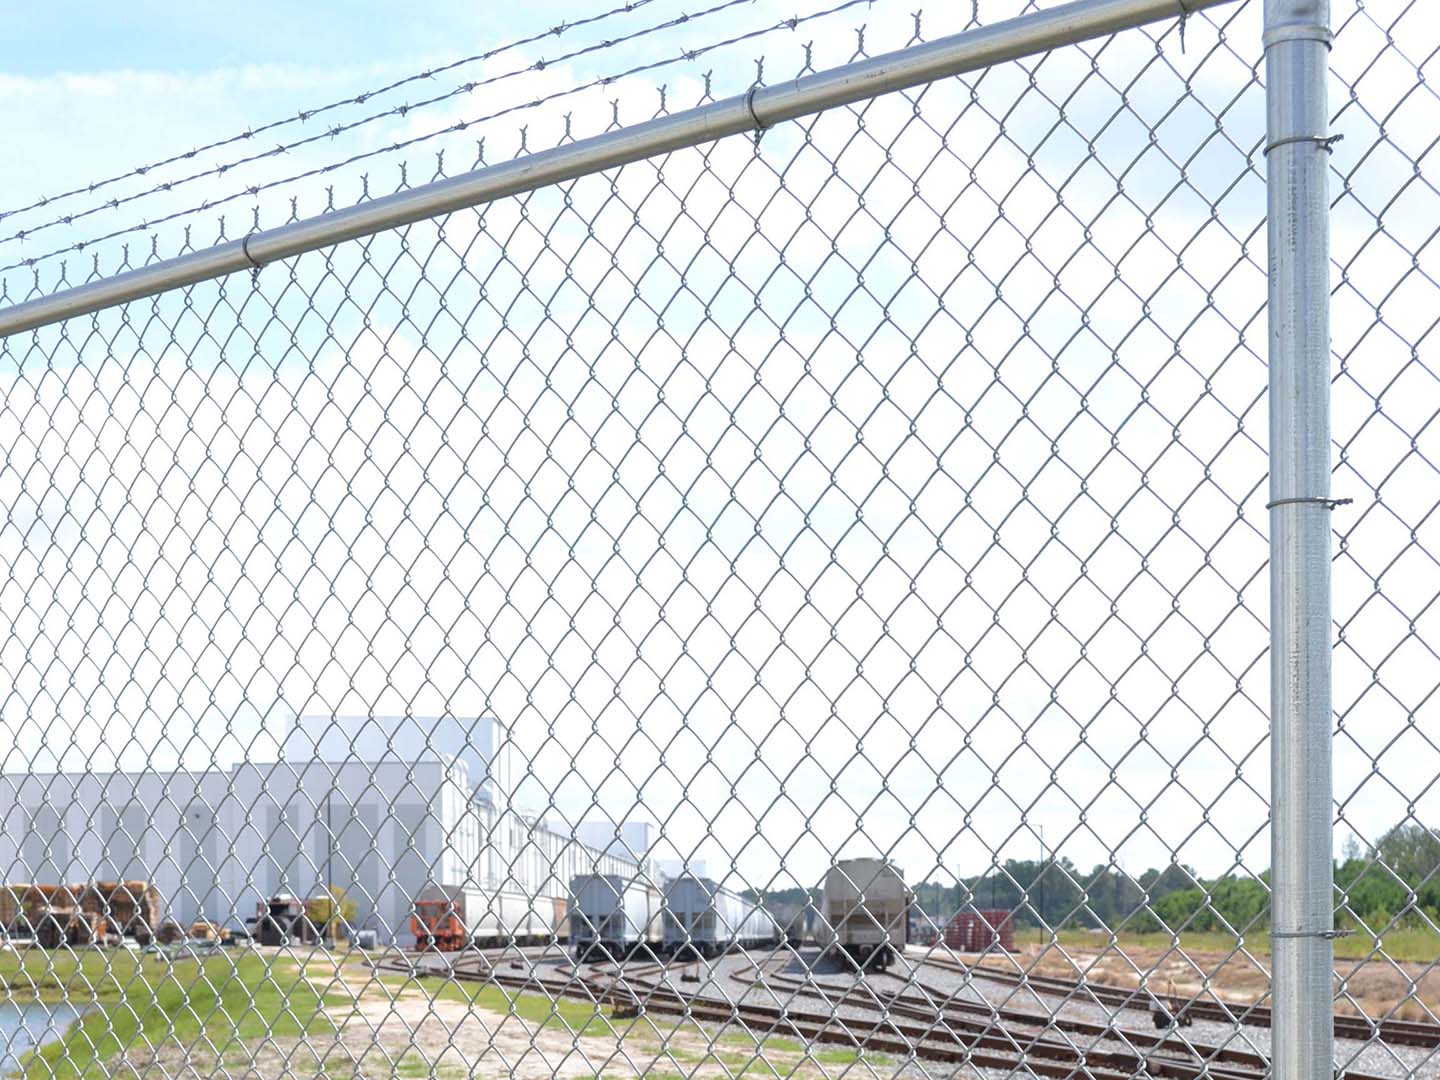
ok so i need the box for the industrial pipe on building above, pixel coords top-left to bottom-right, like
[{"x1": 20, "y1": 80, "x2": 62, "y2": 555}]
[
  {"x1": 0, "y1": 0, "x2": 1233, "y2": 339},
  {"x1": 1264, "y1": 0, "x2": 1337, "y2": 1077}
]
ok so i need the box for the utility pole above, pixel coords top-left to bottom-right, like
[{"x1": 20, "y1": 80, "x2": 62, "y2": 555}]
[{"x1": 1037, "y1": 826, "x2": 1047, "y2": 933}]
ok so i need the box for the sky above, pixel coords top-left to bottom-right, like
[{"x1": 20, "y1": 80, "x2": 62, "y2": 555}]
[
  {"x1": 0, "y1": 0, "x2": 1436, "y2": 913},
  {"x1": 0, "y1": 2, "x2": 591, "y2": 76}
]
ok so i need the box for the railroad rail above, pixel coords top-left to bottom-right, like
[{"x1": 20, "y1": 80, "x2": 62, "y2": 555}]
[
  {"x1": 371, "y1": 949, "x2": 1397, "y2": 1080},
  {"x1": 614, "y1": 967, "x2": 1343, "y2": 1080},
  {"x1": 740, "y1": 962, "x2": 1398, "y2": 1080},
  {"x1": 929, "y1": 953, "x2": 1440, "y2": 1050},
  {"x1": 369, "y1": 950, "x2": 670, "y2": 1008},
  {"x1": 750, "y1": 965, "x2": 1278, "y2": 1075}
]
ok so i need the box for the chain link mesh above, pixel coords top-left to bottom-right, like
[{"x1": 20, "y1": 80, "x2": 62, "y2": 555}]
[{"x1": 0, "y1": 0, "x2": 1435, "y2": 1076}]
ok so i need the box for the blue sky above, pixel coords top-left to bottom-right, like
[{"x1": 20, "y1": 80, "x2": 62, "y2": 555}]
[
  {"x1": 0, "y1": 0, "x2": 906, "y2": 279},
  {"x1": 2, "y1": 2, "x2": 581, "y2": 76}
]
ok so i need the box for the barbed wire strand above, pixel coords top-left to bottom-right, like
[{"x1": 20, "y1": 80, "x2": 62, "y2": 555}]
[
  {"x1": 5, "y1": 0, "x2": 877, "y2": 278},
  {"x1": 0, "y1": 0, "x2": 772, "y2": 254},
  {"x1": 0, "y1": 0, "x2": 662, "y2": 229}
]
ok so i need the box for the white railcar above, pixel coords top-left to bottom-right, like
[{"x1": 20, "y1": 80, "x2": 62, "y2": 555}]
[
  {"x1": 819, "y1": 858, "x2": 913, "y2": 970},
  {"x1": 662, "y1": 875, "x2": 781, "y2": 957},
  {"x1": 570, "y1": 874, "x2": 663, "y2": 959},
  {"x1": 412, "y1": 884, "x2": 559, "y2": 948},
  {"x1": 767, "y1": 900, "x2": 817, "y2": 946}
]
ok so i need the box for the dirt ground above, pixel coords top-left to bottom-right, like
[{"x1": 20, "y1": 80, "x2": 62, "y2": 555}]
[
  {"x1": 100, "y1": 954, "x2": 885, "y2": 1080},
  {"x1": 979, "y1": 941, "x2": 1440, "y2": 1021}
]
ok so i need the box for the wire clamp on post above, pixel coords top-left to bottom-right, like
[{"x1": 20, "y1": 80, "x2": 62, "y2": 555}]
[
  {"x1": 1271, "y1": 928, "x2": 1355, "y2": 940},
  {"x1": 1261, "y1": 23, "x2": 1334, "y2": 49},
  {"x1": 1265, "y1": 495, "x2": 1353, "y2": 511},
  {"x1": 744, "y1": 84, "x2": 768, "y2": 141},
  {"x1": 1264, "y1": 133, "x2": 1343, "y2": 155},
  {"x1": 241, "y1": 235, "x2": 264, "y2": 280}
]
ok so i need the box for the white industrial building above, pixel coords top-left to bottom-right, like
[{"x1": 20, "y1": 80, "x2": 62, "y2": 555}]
[{"x1": 0, "y1": 716, "x2": 654, "y2": 942}]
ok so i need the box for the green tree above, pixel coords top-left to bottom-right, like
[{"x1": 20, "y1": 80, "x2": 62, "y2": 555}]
[
  {"x1": 1374, "y1": 823, "x2": 1440, "y2": 887},
  {"x1": 1208, "y1": 876, "x2": 1268, "y2": 932},
  {"x1": 1154, "y1": 886, "x2": 1210, "y2": 931}
]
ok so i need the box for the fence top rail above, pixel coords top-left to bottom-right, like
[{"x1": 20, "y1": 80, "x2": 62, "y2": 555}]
[{"x1": 0, "y1": 0, "x2": 1229, "y2": 342}]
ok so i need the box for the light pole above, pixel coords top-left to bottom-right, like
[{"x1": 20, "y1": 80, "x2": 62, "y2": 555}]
[
  {"x1": 1037, "y1": 826, "x2": 1046, "y2": 933},
  {"x1": 325, "y1": 790, "x2": 335, "y2": 943}
]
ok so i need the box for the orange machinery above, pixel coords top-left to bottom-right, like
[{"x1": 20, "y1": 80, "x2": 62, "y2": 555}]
[{"x1": 410, "y1": 894, "x2": 467, "y2": 952}]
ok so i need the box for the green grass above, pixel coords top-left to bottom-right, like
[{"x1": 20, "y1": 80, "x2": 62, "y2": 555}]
[
  {"x1": 1, "y1": 949, "x2": 334, "y2": 1079},
  {"x1": 718, "y1": 1031, "x2": 877, "y2": 1070},
  {"x1": 1330, "y1": 926, "x2": 1440, "y2": 962},
  {"x1": 381, "y1": 977, "x2": 886, "y2": 1074},
  {"x1": 393, "y1": 1053, "x2": 468, "y2": 1079},
  {"x1": 2, "y1": 950, "x2": 898, "y2": 1079},
  {"x1": 1013, "y1": 926, "x2": 1440, "y2": 963},
  {"x1": 378, "y1": 973, "x2": 616, "y2": 1036},
  {"x1": 810, "y1": 1047, "x2": 866, "y2": 1065},
  {"x1": 720, "y1": 1033, "x2": 804, "y2": 1054},
  {"x1": 1, "y1": 947, "x2": 153, "y2": 1004},
  {"x1": 698, "y1": 1045, "x2": 868, "y2": 1076}
]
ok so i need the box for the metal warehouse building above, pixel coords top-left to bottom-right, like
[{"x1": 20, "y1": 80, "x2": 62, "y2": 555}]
[{"x1": 0, "y1": 716, "x2": 648, "y2": 942}]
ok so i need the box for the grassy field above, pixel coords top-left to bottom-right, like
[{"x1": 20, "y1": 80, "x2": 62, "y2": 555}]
[
  {"x1": 5, "y1": 951, "x2": 875, "y2": 1079},
  {"x1": 1013, "y1": 926, "x2": 1440, "y2": 963},
  {"x1": 1, "y1": 947, "x2": 341, "y2": 1078},
  {"x1": 377, "y1": 971, "x2": 615, "y2": 1036},
  {"x1": 11, "y1": 933, "x2": 1436, "y2": 1077},
  {"x1": 378, "y1": 969, "x2": 877, "y2": 1074}
]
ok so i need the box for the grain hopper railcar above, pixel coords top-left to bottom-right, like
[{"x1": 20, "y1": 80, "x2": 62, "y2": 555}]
[
  {"x1": 818, "y1": 858, "x2": 913, "y2": 971},
  {"x1": 569, "y1": 874, "x2": 662, "y2": 960},
  {"x1": 662, "y1": 875, "x2": 780, "y2": 958}
]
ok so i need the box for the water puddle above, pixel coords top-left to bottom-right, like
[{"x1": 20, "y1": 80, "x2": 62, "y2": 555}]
[{"x1": 0, "y1": 1000, "x2": 85, "y2": 1072}]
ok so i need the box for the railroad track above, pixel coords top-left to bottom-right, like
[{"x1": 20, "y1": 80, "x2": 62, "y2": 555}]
[
  {"x1": 372, "y1": 954, "x2": 1157, "y2": 1077},
  {"x1": 925, "y1": 953, "x2": 1440, "y2": 1050},
  {"x1": 748, "y1": 964, "x2": 1398, "y2": 1080},
  {"x1": 368, "y1": 951, "x2": 1409, "y2": 1078},
  {"x1": 751, "y1": 966, "x2": 1276, "y2": 1075},
  {"x1": 369, "y1": 952, "x2": 670, "y2": 1007},
  {"x1": 612, "y1": 966, "x2": 1281, "y2": 1080}
]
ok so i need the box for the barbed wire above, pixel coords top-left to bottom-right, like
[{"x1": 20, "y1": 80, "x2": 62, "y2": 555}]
[
  {"x1": 2, "y1": 0, "x2": 877, "y2": 280},
  {"x1": 0, "y1": 0, "x2": 767, "y2": 256},
  {"x1": 0, "y1": 0, "x2": 661, "y2": 231}
]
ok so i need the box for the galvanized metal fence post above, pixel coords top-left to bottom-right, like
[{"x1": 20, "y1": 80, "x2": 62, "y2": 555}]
[{"x1": 1265, "y1": 0, "x2": 1336, "y2": 1076}]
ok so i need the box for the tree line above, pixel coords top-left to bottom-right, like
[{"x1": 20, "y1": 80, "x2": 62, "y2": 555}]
[{"x1": 756, "y1": 822, "x2": 1440, "y2": 935}]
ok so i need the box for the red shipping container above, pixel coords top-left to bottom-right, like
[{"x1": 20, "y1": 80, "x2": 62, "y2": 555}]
[{"x1": 944, "y1": 909, "x2": 1015, "y2": 952}]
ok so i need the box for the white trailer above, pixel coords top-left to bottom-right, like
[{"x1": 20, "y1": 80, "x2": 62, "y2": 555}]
[
  {"x1": 570, "y1": 874, "x2": 662, "y2": 959},
  {"x1": 819, "y1": 858, "x2": 913, "y2": 970}
]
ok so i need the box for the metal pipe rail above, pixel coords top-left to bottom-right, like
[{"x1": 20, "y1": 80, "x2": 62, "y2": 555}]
[{"x1": 0, "y1": 0, "x2": 1232, "y2": 339}]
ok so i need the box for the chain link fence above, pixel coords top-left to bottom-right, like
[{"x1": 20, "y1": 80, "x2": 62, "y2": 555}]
[{"x1": 0, "y1": 0, "x2": 1435, "y2": 1076}]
